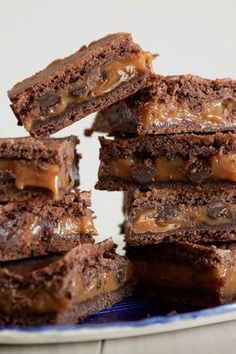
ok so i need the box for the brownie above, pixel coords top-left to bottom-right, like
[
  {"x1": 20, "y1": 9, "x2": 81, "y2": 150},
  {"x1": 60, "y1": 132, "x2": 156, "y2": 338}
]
[
  {"x1": 0, "y1": 189, "x2": 97, "y2": 261},
  {"x1": 88, "y1": 74, "x2": 236, "y2": 136},
  {"x1": 8, "y1": 33, "x2": 154, "y2": 137},
  {"x1": 0, "y1": 136, "x2": 79, "y2": 199},
  {"x1": 127, "y1": 241, "x2": 236, "y2": 307},
  {"x1": 127, "y1": 242, "x2": 236, "y2": 307},
  {"x1": 123, "y1": 184, "x2": 236, "y2": 245},
  {"x1": 0, "y1": 239, "x2": 134, "y2": 325},
  {"x1": 96, "y1": 132, "x2": 236, "y2": 190}
]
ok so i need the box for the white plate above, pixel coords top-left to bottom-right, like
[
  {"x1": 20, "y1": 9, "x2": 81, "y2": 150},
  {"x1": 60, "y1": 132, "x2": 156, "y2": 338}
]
[{"x1": 1, "y1": 297, "x2": 236, "y2": 344}]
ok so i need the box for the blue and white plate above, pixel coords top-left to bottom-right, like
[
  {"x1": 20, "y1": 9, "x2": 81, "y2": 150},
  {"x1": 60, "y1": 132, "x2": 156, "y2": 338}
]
[{"x1": 1, "y1": 296, "x2": 236, "y2": 344}]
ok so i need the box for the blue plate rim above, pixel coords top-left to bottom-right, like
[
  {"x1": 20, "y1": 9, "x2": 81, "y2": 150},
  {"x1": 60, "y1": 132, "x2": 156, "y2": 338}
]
[{"x1": 1, "y1": 302, "x2": 236, "y2": 333}]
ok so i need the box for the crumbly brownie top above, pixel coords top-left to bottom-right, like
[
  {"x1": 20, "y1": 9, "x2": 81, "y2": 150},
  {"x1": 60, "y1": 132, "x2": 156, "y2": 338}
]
[
  {"x1": 99, "y1": 132, "x2": 236, "y2": 160},
  {"x1": 0, "y1": 136, "x2": 79, "y2": 165},
  {"x1": 127, "y1": 241, "x2": 236, "y2": 270},
  {"x1": 0, "y1": 189, "x2": 92, "y2": 219},
  {"x1": 128, "y1": 183, "x2": 236, "y2": 209},
  {"x1": 8, "y1": 33, "x2": 141, "y2": 100}
]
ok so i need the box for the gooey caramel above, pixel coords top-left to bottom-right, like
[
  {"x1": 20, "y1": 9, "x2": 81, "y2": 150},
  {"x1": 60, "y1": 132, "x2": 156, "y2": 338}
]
[
  {"x1": 131, "y1": 204, "x2": 236, "y2": 234},
  {"x1": 0, "y1": 264, "x2": 132, "y2": 314},
  {"x1": 133, "y1": 260, "x2": 236, "y2": 298},
  {"x1": 0, "y1": 159, "x2": 72, "y2": 198},
  {"x1": 38, "y1": 52, "x2": 153, "y2": 121},
  {"x1": 138, "y1": 98, "x2": 236, "y2": 128},
  {"x1": 107, "y1": 153, "x2": 236, "y2": 183}
]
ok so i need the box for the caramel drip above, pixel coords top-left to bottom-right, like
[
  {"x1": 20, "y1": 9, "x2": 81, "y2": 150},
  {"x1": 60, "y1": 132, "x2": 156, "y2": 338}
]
[
  {"x1": 139, "y1": 98, "x2": 236, "y2": 128},
  {"x1": 38, "y1": 52, "x2": 153, "y2": 121},
  {"x1": 107, "y1": 153, "x2": 236, "y2": 183},
  {"x1": 0, "y1": 159, "x2": 71, "y2": 198},
  {"x1": 133, "y1": 260, "x2": 224, "y2": 290},
  {"x1": 131, "y1": 204, "x2": 236, "y2": 234},
  {"x1": 0, "y1": 264, "x2": 132, "y2": 314}
]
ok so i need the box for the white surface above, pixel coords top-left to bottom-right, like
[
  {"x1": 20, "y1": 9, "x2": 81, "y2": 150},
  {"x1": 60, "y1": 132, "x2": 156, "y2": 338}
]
[{"x1": 0, "y1": 0, "x2": 236, "y2": 245}]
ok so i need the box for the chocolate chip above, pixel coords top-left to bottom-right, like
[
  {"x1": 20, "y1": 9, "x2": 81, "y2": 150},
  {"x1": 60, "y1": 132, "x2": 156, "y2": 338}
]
[
  {"x1": 87, "y1": 67, "x2": 102, "y2": 87},
  {"x1": 156, "y1": 205, "x2": 177, "y2": 222},
  {"x1": 40, "y1": 92, "x2": 60, "y2": 114},
  {"x1": 96, "y1": 280, "x2": 101, "y2": 289},
  {"x1": 206, "y1": 198, "x2": 232, "y2": 219},
  {"x1": 101, "y1": 70, "x2": 108, "y2": 81},
  {"x1": 186, "y1": 160, "x2": 211, "y2": 183},
  {"x1": 116, "y1": 270, "x2": 124, "y2": 285},
  {"x1": 132, "y1": 162, "x2": 155, "y2": 185},
  {"x1": 69, "y1": 84, "x2": 87, "y2": 97}
]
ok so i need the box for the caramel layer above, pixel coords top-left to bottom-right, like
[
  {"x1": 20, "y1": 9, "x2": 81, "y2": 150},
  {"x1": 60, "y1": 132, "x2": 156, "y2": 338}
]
[
  {"x1": 131, "y1": 204, "x2": 236, "y2": 234},
  {"x1": 0, "y1": 264, "x2": 132, "y2": 314},
  {"x1": 138, "y1": 98, "x2": 236, "y2": 128},
  {"x1": 37, "y1": 52, "x2": 153, "y2": 122},
  {"x1": 0, "y1": 159, "x2": 72, "y2": 198},
  {"x1": 133, "y1": 259, "x2": 236, "y2": 297},
  {"x1": 107, "y1": 153, "x2": 236, "y2": 183}
]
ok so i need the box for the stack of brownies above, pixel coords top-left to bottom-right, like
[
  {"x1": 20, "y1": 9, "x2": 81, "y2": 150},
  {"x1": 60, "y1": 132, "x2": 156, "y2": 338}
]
[
  {"x1": 0, "y1": 32, "x2": 154, "y2": 325},
  {"x1": 94, "y1": 74, "x2": 236, "y2": 307}
]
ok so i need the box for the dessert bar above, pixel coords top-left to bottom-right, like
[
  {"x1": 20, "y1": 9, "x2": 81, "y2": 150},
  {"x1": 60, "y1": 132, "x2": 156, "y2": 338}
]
[
  {"x1": 96, "y1": 132, "x2": 236, "y2": 190},
  {"x1": 0, "y1": 190, "x2": 96, "y2": 261},
  {"x1": 127, "y1": 242, "x2": 236, "y2": 307},
  {"x1": 8, "y1": 33, "x2": 153, "y2": 137},
  {"x1": 0, "y1": 136, "x2": 79, "y2": 199},
  {"x1": 0, "y1": 239, "x2": 134, "y2": 325}
]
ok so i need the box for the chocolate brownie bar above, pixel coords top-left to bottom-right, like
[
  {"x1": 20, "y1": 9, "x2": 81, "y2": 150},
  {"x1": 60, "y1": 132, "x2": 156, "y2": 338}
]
[
  {"x1": 88, "y1": 74, "x2": 236, "y2": 136},
  {"x1": 127, "y1": 241, "x2": 236, "y2": 307},
  {"x1": 0, "y1": 239, "x2": 134, "y2": 325},
  {"x1": 123, "y1": 184, "x2": 236, "y2": 245},
  {"x1": 0, "y1": 136, "x2": 79, "y2": 199},
  {"x1": 0, "y1": 189, "x2": 96, "y2": 261},
  {"x1": 8, "y1": 33, "x2": 154, "y2": 137},
  {"x1": 96, "y1": 132, "x2": 236, "y2": 190}
]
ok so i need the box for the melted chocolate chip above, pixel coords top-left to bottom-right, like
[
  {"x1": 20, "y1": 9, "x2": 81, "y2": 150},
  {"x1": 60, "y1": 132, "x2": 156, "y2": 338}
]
[
  {"x1": 206, "y1": 199, "x2": 232, "y2": 219},
  {"x1": 156, "y1": 206, "x2": 177, "y2": 222},
  {"x1": 132, "y1": 163, "x2": 155, "y2": 185},
  {"x1": 116, "y1": 270, "x2": 124, "y2": 284},
  {"x1": 69, "y1": 84, "x2": 87, "y2": 97},
  {"x1": 186, "y1": 160, "x2": 211, "y2": 183},
  {"x1": 40, "y1": 92, "x2": 60, "y2": 114}
]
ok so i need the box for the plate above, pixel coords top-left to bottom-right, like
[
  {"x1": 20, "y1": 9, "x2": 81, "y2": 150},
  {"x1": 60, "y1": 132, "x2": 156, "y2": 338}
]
[{"x1": 1, "y1": 296, "x2": 236, "y2": 344}]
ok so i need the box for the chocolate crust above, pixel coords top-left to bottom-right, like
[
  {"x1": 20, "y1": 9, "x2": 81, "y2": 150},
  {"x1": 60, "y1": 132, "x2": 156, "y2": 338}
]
[
  {"x1": 91, "y1": 74, "x2": 236, "y2": 136},
  {"x1": 8, "y1": 33, "x2": 153, "y2": 137},
  {"x1": 0, "y1": 189, "x2": 96, "y2": 261},
  {"x1": 0, "y1": 239, "x2": 134, "y2": 325}
]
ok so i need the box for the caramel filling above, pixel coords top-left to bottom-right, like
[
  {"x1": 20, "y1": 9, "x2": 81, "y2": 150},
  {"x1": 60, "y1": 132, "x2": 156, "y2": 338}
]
[
  {"x1": 131, "y1": 204, "x2": 236, "y2": 234},
  {"x1": 0, "y1": 264, "x2": 132, "y2": 313},
  {"x1": 138, "y1": 98, "x2": 236, "y2": 128},
  {"x1": 107, "y1": 153, "x2": 236, "y2": 183},
  {"x1": 0, "y1": 159, "x2": 72, "y2": 198},
  {"x1": 38, "y1": 52, "x2": 153, "y2": 121}
]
